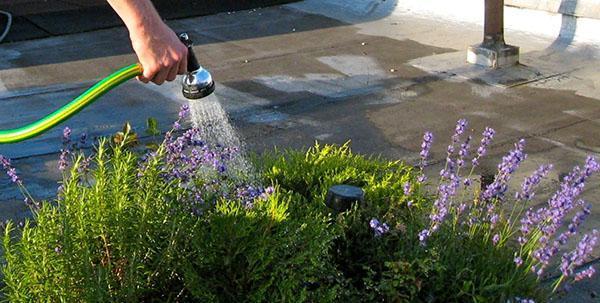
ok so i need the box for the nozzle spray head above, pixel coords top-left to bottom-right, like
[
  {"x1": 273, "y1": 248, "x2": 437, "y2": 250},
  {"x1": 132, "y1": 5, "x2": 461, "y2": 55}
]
[{"x1": 179, "y1": 33, "x2": 215, "y2": 100}]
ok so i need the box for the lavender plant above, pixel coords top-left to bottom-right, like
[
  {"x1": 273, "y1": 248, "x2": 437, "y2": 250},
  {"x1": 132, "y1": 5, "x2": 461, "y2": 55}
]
[
  {"x1": 416, "y1": 119, "x2": 599, "y2": 299},
  {"x1": 2, "y1": 113, "x2": 597, "y2": 302},
  {"x1": 0, "y1": 105, "x2": 334, "y2": 302}
]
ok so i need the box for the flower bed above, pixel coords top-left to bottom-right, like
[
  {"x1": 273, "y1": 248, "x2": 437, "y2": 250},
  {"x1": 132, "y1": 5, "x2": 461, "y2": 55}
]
[{"x1": 0, "y1": 109, "x2": 597, "y2": 302}]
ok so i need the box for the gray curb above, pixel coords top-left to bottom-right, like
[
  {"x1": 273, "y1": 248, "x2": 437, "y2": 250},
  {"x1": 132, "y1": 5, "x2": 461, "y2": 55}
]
[{"x1": 506, "y1": 0, "x2": 600, "y2": 20}]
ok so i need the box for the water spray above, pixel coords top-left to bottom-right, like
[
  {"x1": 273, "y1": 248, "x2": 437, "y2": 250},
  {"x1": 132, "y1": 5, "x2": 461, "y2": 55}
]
[{"x1": 0, "y1": 33, "x2": 214, "y2": 144}]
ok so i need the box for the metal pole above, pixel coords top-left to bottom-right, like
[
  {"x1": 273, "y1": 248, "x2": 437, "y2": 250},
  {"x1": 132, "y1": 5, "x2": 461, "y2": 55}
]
[{"x1": 483, "y1": 0, "x2": 505, "y2": 46}]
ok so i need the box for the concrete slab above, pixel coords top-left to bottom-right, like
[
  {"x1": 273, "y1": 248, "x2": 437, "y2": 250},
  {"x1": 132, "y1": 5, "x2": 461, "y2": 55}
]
[{"x1": 24, "y1": 6, "x2": 123, "y2": 35}]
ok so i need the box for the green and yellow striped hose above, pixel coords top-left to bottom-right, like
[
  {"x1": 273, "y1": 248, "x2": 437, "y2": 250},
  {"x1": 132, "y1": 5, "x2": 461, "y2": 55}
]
[{"x1": 0, "y1": 63, "x2": 142, "y2": 144}]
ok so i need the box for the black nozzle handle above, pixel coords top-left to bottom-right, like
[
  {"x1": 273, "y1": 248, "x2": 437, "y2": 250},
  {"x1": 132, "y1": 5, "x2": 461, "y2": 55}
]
[{"x1": 178, "y1": 33, "x2": 201, "y2": 72}]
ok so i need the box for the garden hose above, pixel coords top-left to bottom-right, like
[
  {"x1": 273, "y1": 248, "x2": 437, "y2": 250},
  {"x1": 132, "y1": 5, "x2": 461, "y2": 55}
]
[{"x1": 0, "y1": 63, "x2": 142, "y2": 144}]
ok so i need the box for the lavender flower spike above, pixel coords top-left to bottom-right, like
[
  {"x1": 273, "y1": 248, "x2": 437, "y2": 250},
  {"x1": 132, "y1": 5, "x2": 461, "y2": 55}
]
[
  {"x1": 514, "y1": 256, "x2": 523, "y2": 267},
  {"x1": 179, "y1": 104, "x2": 190, "y2": 119},
  {"x1": 62, "y1": 126, "x2": 72, "y2": 144},
  {"x1": 420, "y1": 132, "x2": 434, "y2": 169},
  {"x1": 418, "y1": 229, "x2": 431, "y2": 245},
  {"x1": 574, "y1": 266, "x2": 596, "y2": 282},
  {"x1": 516, "y1": 164, "x2": 553, "y2": 201},
  {"x1": 447, "y1": 119, "x2": 468, "y2": 157},
  {"x1": 472, "y1": 127, "x2": 495, "y2": 167},
  {"x1": 58, "y1": 149, "x2": 70, "y2": 172},
  {"x1": 481, "y1": 139, "x2": 526, "y2": 201},
  {"x1": 560, "y1": 229, "x2": 599, "y2": 278},
  {"x1": 403, "y1": 182, "x2": 412, "y2": 195},
  {"x1": 457, "y1": 135, "x2": 472, "y2": 168},
  {"x1": 452, "y1": 119, "x2": 468, "y2": 143},
  {"x1": 0, "y1": 155, "x2": 22, "y2": 185}
]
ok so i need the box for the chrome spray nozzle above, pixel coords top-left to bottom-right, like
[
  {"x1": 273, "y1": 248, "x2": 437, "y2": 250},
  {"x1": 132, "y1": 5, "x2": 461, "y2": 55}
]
[{"x1": 179, "y1": 33, "x2": 215, "y2": 100}]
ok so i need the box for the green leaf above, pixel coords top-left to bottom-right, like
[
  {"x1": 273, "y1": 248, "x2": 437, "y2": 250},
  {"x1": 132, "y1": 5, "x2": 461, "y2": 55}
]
[{"x1": 145, "y1": 117, "x2": 160, "y2": 136}]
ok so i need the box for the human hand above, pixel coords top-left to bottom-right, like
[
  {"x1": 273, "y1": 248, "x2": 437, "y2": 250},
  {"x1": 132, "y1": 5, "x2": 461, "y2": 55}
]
[{"x1": 129, "y1": 20, "x2": 188, "y2": 85}]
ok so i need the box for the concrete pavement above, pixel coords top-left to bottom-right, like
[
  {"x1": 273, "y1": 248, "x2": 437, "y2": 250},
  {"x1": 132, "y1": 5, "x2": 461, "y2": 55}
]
[{"x1": 0, "y1": 1, "x2": 599, "y2": 300}]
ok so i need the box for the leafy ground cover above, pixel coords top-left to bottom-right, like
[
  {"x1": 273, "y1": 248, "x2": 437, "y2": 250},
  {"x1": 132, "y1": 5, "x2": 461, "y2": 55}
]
[{"x1": 0, "y1": 108, "x2": 597, "y2": 302}]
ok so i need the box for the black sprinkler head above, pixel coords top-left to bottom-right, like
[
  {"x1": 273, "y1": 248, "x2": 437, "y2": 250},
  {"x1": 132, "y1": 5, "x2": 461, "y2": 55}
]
[
  {"x1": 325, "y1": 185, "x2": 365, "y2": 213},
  {"x1": 179, "y1": 33, "x2": 215, "y2": 100}
]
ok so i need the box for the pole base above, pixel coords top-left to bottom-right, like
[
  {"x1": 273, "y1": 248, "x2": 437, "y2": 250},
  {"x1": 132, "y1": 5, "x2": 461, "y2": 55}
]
[{"x1": 467, "y1": 42, "x2": 519, "y2": 69}]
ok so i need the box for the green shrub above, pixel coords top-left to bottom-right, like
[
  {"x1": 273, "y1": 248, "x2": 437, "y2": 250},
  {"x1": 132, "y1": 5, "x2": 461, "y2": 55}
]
[
  {"x1": 1, "y1": 129, "x2": 336, "y2": 302},
  {"x1": 182, "y1": 192, "x2": 336, "y2": 302},
  {"x1": 258, "y1": 143, "x2": 437, "y2": 302},
  {"x1": 258, "y1": 142, "x2": 549, "y2": 302}
]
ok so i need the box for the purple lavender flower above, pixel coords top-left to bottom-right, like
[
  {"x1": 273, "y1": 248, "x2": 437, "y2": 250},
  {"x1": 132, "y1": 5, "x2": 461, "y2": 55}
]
[
  {"x1": 451, "y1": 119, "x2": 468, "y2": 145},
  {"x1": 179, "y1": 104, "x2": 190, "y2": 120},
  {"x1": 419, "y1": 132, "x2": 434, "y2": 171},
  {"x1": 514, "y1": 256, "x2": 523, "y2": 267},
  {"x1": 443, "y1": 120, "x2": 468, "y2": 176},
  {"x1": 457, "y1": 135, "x2": 471, "y2": 168},
  {"x1": 556, "y1": 203, "x2": 592, "y2": 246},
  {"x1": 472, "y1": 127, "x2": 495, "y2": 167},
  {"x1": 527, "y1": 157, "x2": 600, "y2": 273},
  {"x1": 78, "y1": 155, "x2": 93, "y2": 174},
  {"x1": 58, "y1": 127, "x2": 74, "y2": 172},
  {"x1": 0, "y1": 155, "x2": 22, "y2": 185},
  {"x1": 418, "y1": 229, "x2": 430, "y2": 245},
  {"x1": 173, "y1": 121, "x2": 181, "y2": 130},
  {"x1": 236, "y1": 184, "x2": 272, "y2": 208},
  {"x1": 62, "y1": 127, "x2": 72, "y2": 144},
  {"x1": 403, "y1": 182, "x2": 412, "y2": 195},
  {"x1": 426, "y1": 158, "x2": 463, "y2": 239},
  {"x1": 490, "y1": 214, "x2": 499, "y2": 228},
  {"x1": 481, "y1": 139, "x2": 527, "y2": 201},
  {"x1": 369, "y1": 218, "x2": 390, "y2": 237},
  {"x1": 516, "y1": 164, "x2": 552, "y2": 201},
  {"x1": 560, "y1": 230, "x2": 599, "y2": 278},
  {"x1": 58, "y1": 148, "x2": 70, "y2": 172},
  {"x1": 463, "y1": 178, "x2": 473, "y2": 187},
  {"x1": 574, "y1": 266, "x2": 596, "y2": 281},
  {"x1": 492, "y1": 234, "x2": 500, "y2": 246}
]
